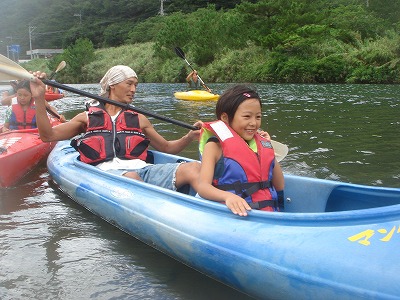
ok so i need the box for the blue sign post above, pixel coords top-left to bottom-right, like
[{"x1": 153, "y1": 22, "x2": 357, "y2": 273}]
[{"x1": 8, "y1": 44, "x2": 20, "y2": 61}]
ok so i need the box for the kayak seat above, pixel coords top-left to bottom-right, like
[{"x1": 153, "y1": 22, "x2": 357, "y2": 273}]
[
  {"x1": 283, "y1": 175, "x2": 331, "y2": 213},
  {"x1": 325, "y1": 185, "x2": 400, "y2": 212}
]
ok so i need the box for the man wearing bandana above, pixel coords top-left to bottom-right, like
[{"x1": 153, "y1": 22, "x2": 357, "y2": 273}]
[{"x1": 31, "y1": 65, "x2": 202, "y2": 192}]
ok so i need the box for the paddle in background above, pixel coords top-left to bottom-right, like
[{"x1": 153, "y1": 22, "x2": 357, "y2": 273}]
[
  {"x1": 49, "y1": 60, "x2": 66, "y2": 80},
  {"x1": 0, "y1": 54, "x2": 289, "y2": 161},
  {"x1": 175, "y1": 47, "x2": 213, "y2": 93},
  {"x1": 45, "y1": 60, "x2": 67, "y2": 120}
]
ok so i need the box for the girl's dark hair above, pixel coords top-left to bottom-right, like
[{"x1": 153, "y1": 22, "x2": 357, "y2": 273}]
[
  {"x1": 16, "y1": 80, "x2": 31, "y2": 92},
  {"x1": 216, "y1": 84, "x2": 261, "y2": 122},
  {"x1": 10, "y1": 80, "x2": 18, "y2": 91}
]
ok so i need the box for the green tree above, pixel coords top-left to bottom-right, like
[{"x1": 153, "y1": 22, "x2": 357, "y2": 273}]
[
  {"x1": 127, "y1": 16, "x2": 165, "y2": 44},
  {"x1": 366, "y1": 0, "x2": 400, "y2": 27},
  {"x1": 153, "y1": 12, "x2": 191, "y2": 59},
  {"x1": 60, "y1": 38, "x2": 95, "y2": 83}
]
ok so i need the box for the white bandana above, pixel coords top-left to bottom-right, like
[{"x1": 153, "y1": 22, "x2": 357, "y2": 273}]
[{"x1": 100, "y1": 65, "x2": 137, "y2": 97}]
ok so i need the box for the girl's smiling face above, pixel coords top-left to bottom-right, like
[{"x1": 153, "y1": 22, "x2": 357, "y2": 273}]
[{"x1": 223, "y1": 98, "x2": 262, "y2": 141}]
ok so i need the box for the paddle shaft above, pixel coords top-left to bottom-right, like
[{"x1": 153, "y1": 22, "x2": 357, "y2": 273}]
[
  {"x1": 46, "y1": 61, "x2": 66, "y2": 120},
  {"x1": 48, "y1": 70, "x2": 58, "y2": 80},
  {"x1": 42, "y1": 79, "x2": 199, "y2": 131},
  {"x1": 45, "y1": 106, "x2": 61, "y2": 120},
  {"x1": 41, "y1": 81, "x2": 290, "y2": 159},
  {"x1": 44, "y1": 61, "x2": 63, "y2": 120}
]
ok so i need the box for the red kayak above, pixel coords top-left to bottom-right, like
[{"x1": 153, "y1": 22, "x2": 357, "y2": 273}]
[
  {"x1": 45, "y1": 92, "x2": 64, "y2": 101},
  {"x1": 0, "y1": 117, "x2": 61, "y2": 188}
]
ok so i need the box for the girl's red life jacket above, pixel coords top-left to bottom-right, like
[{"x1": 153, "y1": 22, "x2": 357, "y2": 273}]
[
  {"x1": 9, "y1": 101, "x2": 37, "y2": 130},
  {"x1": 71, "y1": 101, "x2": 150, "y2": 165},
  {"x1": 200, "y1": 120, "x2": 278, "y2": 211}
]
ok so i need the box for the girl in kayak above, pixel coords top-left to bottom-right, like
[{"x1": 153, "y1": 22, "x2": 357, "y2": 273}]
[
  {"x1": 1, "y1": 80, "x2": 64, "y2": 132},
  {"x1": 197, "y1": 84, "x2": 285, "y2": 217},
  {"x1": 2, "y1": 80, "x2": 36, "y2": 132}
]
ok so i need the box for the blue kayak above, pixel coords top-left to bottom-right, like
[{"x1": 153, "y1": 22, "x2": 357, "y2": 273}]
[{"x1": 47, "y1": 141, "x2": 400, "y2": 299}]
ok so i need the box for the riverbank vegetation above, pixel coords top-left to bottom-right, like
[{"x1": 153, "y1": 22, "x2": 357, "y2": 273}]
[{"x1": 13, "y1": 0, "x2": 400, "y2": 83}]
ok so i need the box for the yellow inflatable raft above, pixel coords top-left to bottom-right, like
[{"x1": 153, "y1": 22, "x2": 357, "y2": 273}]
[{"x1": 174, "y1": 90, "x2": 219, "y2": 101}]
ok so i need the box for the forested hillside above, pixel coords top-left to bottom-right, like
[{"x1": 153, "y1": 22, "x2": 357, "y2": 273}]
[
  {"x1": 0, "y1": 0, "x2": 249, "y2": 52},
  {"x1": 1, "y1": 0, "x2": 399, "y2": 83}
]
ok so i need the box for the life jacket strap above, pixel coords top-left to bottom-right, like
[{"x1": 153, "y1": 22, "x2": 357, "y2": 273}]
[
  {"x1": 10, "y1": 121, "x2": 36, "y2": 128},
  {"x1": 249, "y1": 191, "x2": 285, "y2": 211},
  {"x1": 249, "y1": 199, "x2": 277, "y2": 209},
  {"x1": 216, "y1": 180, "x2": 272, "y2": 198}
]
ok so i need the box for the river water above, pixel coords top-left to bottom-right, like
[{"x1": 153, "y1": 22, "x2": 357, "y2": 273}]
[{"x1": 0, "y1": 83, "x2": 399, "y2": 299}]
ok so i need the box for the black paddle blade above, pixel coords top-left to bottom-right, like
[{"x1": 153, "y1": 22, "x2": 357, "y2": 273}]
[{"x1": 175, "y1": 47, "x2": 185, "y2": 59}]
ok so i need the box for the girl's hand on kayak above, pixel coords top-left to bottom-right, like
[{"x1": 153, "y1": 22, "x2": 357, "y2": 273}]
[{"x1": 224, "y1": 194, "x2": 252, "y2": 217}]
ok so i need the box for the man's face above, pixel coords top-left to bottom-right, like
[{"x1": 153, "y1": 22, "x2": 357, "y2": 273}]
[{"x1": 110, "y1": 77, "x2": 138, "y2": 103}]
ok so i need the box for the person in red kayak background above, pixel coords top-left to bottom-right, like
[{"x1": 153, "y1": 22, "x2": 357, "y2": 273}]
[
  {"x1": 46, "y1": 80, "x2": 64, "y2": 96},
  {"x1": 197, "y1": 84, "x2": 285, "y2": 217},
  {"x1": 1, "y1": 80, "x2": 64, "y2": 132},
  {"x1": 31, "y1": 65, "x2": 202, "y2": 193}
]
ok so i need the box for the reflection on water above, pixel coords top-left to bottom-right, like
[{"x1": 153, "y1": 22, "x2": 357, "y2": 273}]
[{"x1": 0, "y1": 82, "x2": 399, "y2": 299}]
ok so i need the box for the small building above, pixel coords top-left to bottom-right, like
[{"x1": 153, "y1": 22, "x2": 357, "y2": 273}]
[{"x1": 26, "y1": 49, "x2": 63, "y2": 59}]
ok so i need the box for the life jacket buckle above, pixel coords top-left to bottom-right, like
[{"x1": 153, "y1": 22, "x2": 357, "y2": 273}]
[{"x1": 260, "y1": 181, "x2": 271, "y2": 189}]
